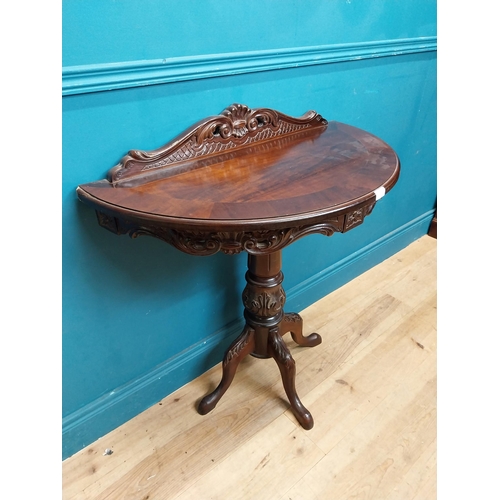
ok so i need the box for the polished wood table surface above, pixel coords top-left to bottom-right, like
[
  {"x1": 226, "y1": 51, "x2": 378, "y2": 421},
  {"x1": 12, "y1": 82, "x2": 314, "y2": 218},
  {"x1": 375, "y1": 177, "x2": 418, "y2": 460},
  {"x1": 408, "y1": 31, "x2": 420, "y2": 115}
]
[{"x1": 77, "y1": 103, "x2": 400, "y2": 429}]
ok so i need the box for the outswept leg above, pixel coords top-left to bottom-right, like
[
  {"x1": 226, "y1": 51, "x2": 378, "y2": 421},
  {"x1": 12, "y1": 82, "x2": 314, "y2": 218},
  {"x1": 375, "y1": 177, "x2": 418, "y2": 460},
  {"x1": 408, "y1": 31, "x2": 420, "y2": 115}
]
[
  {"x1": 268, "y1": 327, "x2": 314, "y2": 430},
  {"x1": 198, "y1": 326, "x2": 255, "y2": 415},
  {"x1": 281, "y1": 312, "x2": 322, "y2": 347}
]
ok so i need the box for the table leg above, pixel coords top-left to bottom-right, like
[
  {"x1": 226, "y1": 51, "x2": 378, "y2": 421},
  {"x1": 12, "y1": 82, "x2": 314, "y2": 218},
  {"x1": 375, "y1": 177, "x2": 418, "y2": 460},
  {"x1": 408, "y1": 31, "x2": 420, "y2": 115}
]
[
  {"x1": 268, "y1": 326, "x2": 314, "y2": 430},
  {"x1": 198, "y1": 325, "x2": 255, "y2": 415}
]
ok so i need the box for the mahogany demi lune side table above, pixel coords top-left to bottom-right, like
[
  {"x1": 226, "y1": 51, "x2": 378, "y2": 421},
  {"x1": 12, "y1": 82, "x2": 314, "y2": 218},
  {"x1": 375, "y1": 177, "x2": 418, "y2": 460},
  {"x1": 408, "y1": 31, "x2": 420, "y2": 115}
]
[{"x1": 76, "y1": 103, "x2": 400, "y2": 430}]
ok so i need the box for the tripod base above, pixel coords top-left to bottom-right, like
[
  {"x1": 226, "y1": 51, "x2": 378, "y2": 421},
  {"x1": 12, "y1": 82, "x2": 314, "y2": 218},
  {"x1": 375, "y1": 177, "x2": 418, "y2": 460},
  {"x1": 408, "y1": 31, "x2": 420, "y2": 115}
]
[{"x1": 198, "y1": 251, "x2": 322, "y2": 429}]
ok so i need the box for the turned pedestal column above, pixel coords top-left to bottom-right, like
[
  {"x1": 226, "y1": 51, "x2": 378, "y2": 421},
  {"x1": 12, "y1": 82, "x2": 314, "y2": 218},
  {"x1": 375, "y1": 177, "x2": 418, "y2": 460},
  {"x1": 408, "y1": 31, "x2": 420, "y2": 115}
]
[{"x1": 197, "y1": 251, "x2": 322, "y2": 429}]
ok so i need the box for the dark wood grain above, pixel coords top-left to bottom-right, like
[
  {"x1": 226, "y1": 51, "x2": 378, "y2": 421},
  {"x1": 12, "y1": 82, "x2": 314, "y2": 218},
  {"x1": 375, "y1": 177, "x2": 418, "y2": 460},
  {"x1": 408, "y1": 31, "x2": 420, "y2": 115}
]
[
  {"x1": 76, "y1": 104, "x2": 400, "y2": 430},
  {"x1": 77, "y1": 104, "x2": 399, "y2": 251}
]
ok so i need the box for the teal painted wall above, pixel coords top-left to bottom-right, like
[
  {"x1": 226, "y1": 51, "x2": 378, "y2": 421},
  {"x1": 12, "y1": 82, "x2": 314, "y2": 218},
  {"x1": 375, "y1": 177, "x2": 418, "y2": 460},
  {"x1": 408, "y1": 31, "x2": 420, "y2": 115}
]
[{"x1": 62, "y1": 0, "x2": 437, "y2": 459}]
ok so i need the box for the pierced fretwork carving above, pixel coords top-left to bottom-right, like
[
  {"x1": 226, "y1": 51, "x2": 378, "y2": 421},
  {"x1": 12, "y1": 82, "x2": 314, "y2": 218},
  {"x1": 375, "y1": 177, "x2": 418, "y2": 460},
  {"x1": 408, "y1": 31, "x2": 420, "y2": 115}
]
[{"x1": 107, "y1": 103, "x2": 328, "y2": 185}]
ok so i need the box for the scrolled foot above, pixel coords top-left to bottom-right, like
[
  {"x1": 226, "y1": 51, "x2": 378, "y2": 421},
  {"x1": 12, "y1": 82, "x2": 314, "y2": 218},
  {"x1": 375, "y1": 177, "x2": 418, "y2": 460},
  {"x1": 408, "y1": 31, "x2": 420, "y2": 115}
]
[
  {"x1": 282, "y1": 312, "x2": 322, "y2": 347},
  {"x1": 294, "y1": 408, "x2": 314, "y2": 430},
  {"x1": 294, "y1": 331, "x2": 322, "y2": 347}
]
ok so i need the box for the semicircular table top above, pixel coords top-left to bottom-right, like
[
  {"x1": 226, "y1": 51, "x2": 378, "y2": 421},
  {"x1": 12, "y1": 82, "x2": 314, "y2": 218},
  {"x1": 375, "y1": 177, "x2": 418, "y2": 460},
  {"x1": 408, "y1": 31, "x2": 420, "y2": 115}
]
[{"x1": 77, "y1": 106, "x2": 399, "y2": 235}]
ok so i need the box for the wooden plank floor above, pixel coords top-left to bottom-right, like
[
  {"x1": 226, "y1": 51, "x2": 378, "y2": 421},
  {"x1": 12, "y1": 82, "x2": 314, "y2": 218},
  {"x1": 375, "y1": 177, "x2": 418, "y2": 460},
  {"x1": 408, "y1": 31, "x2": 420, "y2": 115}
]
[{"x1": 63, "y1": 235, "x2": 437, "y2": 500}]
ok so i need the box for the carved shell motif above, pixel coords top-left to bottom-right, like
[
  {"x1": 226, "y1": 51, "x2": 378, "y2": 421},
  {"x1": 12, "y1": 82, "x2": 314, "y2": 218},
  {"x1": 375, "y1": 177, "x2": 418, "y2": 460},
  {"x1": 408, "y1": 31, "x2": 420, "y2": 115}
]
[{"x1": 107, "y1": 103, "x2": 328, "y2": 184}]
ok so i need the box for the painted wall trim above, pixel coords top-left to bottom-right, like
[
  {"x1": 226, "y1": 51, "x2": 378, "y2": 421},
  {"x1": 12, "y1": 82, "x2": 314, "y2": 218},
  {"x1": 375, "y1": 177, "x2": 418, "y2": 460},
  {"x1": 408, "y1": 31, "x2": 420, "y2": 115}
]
[
  {"x1": 62, "y1": 209, "x2": 434, "y2": 460},
  {"x1": 62, "y1": 37, "x2": 437, "y2": 96}
]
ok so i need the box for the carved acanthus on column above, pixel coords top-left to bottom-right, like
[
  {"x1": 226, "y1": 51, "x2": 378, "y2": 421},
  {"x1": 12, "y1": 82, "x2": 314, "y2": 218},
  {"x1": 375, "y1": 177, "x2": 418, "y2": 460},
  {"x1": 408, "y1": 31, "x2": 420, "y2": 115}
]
[{"x1": 242, "y1": 287, "x2": 286, "y2": 318}]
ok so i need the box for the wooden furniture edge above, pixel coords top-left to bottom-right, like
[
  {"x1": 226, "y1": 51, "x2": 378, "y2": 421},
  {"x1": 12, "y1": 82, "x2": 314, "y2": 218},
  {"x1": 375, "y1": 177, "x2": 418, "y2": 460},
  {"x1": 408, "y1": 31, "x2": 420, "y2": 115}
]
[{"x1": 107, "y1": 103, "x2": 328, "y2": 186}]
